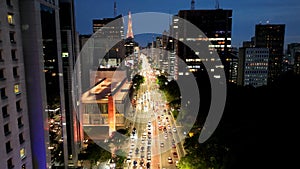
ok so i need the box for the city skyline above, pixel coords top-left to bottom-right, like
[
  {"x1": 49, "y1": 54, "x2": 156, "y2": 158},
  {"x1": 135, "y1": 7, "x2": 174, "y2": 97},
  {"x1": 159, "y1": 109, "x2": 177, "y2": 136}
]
[{"x1": 74, "y1": 0, "x2": 300, "y2": 48}]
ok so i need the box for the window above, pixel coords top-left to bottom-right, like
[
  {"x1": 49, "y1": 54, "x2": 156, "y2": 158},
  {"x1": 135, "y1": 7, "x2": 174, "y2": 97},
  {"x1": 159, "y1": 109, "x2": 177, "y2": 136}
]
[
  {"x1": 20, "y1": 148, "x2": 26, "y2": 159},
  {"x1": 19, "y1": 133, "x2": 25, "y2": 144},
  {"x1": 4, "y1": 123, "x2": 11, "y2": 136},
  {"x1": 1, "y1": 88, "x2": 8, "y2": 99},
  {"x1": 0, "y1": 49, "x2": 3, "y2": 61},
  {"x1": 0, "y1": 69, "x2": 5, "y2": 80},
  {"x1": 11, "y1": 49, "x2": 17, "y2": 61},
  {"x1": 6, "y1": 141, "x2": 13, "y2": 153},
  {"x1": 18, "y1": 117, "x2": 24, "y2": 128},
  {"x1": 0, "y1": 30, "x2": 2, "y2": 43},
  {"x1": 14, "y1": 84, "x2": 21, "y2": 95},
  {"x1": 13, "y1": 67, "x2": 19, "y2": 78},
  {"x1": 9, "y1": 31, "x2": 16, "y2": 43},
  {"x1": 6, "y1": 0, "x2": 13, "y2": 7},
  {"x1": 7, "y1": 13, "x2": 14, "y2": 25},
  {"x1": 2, "y1": 105, "x2": 9, "y2": 118},
  {"x1": 16, "y1": 100, "x2": 22, "y2": 112},
  {"x1": 7, "y1": 158, "x2": 14, "y2": 169}
]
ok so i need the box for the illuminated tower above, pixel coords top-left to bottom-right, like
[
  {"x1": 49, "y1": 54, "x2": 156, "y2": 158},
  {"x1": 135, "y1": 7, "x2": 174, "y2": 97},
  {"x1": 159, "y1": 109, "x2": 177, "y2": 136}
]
[{"x1": 126, "y1": 11, "x2": 134, "y2": 39}]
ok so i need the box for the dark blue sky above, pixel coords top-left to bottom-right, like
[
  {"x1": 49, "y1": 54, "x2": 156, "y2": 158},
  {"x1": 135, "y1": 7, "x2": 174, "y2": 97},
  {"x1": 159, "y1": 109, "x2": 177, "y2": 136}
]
[{"x1": 74, "y1": 0, "x2": 300, "y2": 48}]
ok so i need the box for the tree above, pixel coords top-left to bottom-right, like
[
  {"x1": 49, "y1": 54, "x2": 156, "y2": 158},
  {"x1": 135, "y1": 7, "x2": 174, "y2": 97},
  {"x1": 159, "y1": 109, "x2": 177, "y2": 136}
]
[
  {"x1": 85, "y1": 142, "x2": 111, "y2": 166},
  {"x1": 132, "y1": 74, "x2": 145, "y2": 90}
]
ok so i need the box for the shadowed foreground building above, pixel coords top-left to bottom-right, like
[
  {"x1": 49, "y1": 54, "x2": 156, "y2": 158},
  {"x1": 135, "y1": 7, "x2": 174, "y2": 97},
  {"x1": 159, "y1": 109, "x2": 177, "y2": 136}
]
[{"x1": 1, "y1": 0, "x2": 81, "y2": 168}]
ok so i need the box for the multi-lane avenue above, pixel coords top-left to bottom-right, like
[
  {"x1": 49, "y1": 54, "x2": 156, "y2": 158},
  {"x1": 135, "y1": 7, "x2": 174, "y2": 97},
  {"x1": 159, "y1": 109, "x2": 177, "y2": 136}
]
[{"x1": 124, "y1": 53, "x2": 185, "y2": 169}]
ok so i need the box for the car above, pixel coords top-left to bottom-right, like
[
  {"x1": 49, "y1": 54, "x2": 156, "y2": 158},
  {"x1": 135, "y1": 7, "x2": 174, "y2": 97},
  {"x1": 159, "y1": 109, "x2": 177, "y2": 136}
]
[
  {"x1": 147, "y1": 155, "x2": 151, "y2": 162},
  {"x1": 175, "y1": 160, "x2": 179, "y2": 167},
  {"x1": 160, "y1": 142, "x2": 164, "y2": 147},
  {"x1": 172, "y1": 143, "x2": 176, "y2": 148},
  {"x1": 172, "y1": 127, "x2": 177, "y2": 133},
  {"x1": 168, "y1": 157, "x2": 173, "y2": 164},
  {"x1": 173, "y1": 152, "x2": 178, "y2": 158}
]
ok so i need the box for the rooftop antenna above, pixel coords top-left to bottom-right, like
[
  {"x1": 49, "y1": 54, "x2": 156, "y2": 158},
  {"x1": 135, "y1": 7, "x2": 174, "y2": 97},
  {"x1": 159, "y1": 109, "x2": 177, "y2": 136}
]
[
  {"x1": 114, "y1": 0, "x2": 117, "y2": 17},
  {"x1": 215, "y1": 0, "x2": 220, "y2": 9},
  {"x1": 191, "y1": 0, "x2": 195, "y2": 10}
]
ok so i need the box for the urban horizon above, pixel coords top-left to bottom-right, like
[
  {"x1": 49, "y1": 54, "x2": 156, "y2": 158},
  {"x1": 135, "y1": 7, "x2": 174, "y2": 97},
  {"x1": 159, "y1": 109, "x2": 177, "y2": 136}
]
[{"x1": 0, "y1": 0, "x2": 299, "y2": 169}]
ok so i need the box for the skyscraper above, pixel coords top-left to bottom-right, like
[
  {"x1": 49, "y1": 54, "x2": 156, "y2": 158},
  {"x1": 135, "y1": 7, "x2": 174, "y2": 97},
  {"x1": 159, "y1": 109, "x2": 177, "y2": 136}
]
[
  {"x1": 255, "y1": 23, "x2": 285, "y2": 84},
  {"x1": 20, "y1": 0, "x2": 64, "y2": 168},
  {"x1": 175, "y1": 9, "x2": 234, "y2": 82},
  {"x1": 0, "y1": 0, "x2": 33, "y2": 168},
  {"x1": 0, "y1": 0, "x2": 81, "y2": 168}
]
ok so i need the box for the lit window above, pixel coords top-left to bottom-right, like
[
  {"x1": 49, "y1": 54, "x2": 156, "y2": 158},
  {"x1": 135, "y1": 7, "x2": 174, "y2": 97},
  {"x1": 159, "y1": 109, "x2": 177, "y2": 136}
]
[
  {"x1": 20, "y1": 148, "x2": 26, "y2": 159},
  {"x1": 7, "y1": 13, "x2": 14, "y2": 25},
  {"x1": 62, "y1": 52, "x2": 69, "y2": 57},
  {"x1": 14, "y1": 84, "x2": 20, "y2": 94}
]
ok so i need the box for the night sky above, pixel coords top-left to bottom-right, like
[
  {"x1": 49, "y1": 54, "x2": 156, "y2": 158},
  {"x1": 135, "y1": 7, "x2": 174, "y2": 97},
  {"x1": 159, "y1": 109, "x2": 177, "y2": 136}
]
[{"x1": 74, "y1": 0, "x2": 300, "y2": 48}]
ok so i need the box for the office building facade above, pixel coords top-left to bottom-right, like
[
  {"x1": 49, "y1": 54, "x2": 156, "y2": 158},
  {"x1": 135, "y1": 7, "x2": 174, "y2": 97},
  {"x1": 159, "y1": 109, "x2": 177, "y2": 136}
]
[
  {"x1": 174, "y1": 9, "x2": 234, "y2": 82},
  {"x1": 238, "y1": 47, "x2": 269, "y2": 87}
]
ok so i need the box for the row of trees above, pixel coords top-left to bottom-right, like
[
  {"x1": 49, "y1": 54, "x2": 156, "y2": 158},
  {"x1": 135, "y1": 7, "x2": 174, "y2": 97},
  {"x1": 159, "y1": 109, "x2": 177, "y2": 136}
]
[
  {"x1": 132, "y1": 74, "x2": 145, "y2": 91},
  {"x1": 156, "y1": 75, "x2": 181, "y2": 119}
]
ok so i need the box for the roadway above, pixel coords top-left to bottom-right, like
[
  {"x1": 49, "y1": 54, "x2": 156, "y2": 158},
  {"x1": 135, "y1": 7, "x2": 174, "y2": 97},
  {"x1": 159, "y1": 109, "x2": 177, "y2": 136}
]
[{"x1": 125, "y1": 53, "x2": 185, "y2": 169}]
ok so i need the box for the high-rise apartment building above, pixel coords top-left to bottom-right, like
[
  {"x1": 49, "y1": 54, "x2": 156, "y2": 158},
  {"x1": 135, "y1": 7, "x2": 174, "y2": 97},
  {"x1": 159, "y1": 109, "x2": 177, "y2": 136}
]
[
  {"x1": 255, "y1": 24, "x2": 285, "y2": 84},
  {"x1": 0, "y1": 0, "x2": 33, "y2": 168}
]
